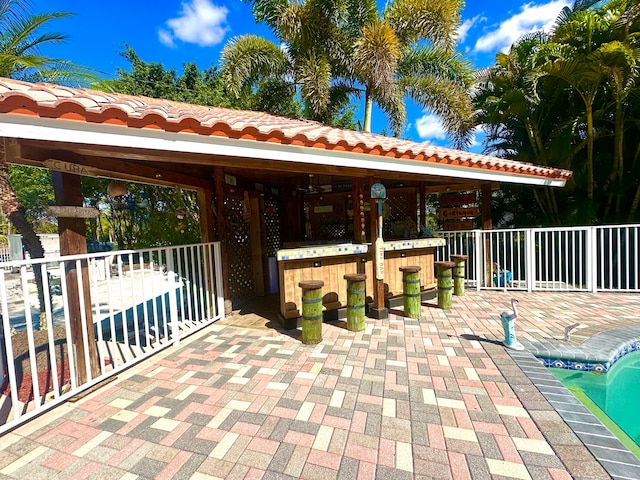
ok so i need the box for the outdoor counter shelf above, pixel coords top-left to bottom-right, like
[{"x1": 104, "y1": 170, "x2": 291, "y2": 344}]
[{"x1": 277, "y1": 238, "x2": 446, "y2": 326}]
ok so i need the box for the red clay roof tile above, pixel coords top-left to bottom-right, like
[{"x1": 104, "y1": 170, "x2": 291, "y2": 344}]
[{"x1": 0, "y1": 78, "x2": 572, "y2": 181}]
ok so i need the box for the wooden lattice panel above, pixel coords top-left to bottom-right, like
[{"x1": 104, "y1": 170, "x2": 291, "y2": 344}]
[
  {"x1": 264, "y1": 197, "x2": 281, "y2": 256},
  {"x1": 382, "y1": 189, "x2": 416, "y2": 238},
  {"x1": 224, "y1": 192, "x2": 255, "y2": 305},
  {"x1": 304, "y1": 194, "x2": 349, "y2": 241}
]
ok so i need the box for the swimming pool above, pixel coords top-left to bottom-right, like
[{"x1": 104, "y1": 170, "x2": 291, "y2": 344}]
[{"x1": 550, "y1": 351, "x2": 640, "y2": 452}]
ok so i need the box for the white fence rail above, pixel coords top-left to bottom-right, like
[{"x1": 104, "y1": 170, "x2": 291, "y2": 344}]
[
  {"x1": 436, "y1": 224, "x2": 640, "y2": 292},
  {"x1": 0, "y1": 242, "x2": 224, "y2": 434}
]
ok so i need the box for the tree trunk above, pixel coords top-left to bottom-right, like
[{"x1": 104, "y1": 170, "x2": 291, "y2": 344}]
[
  {"x1": 363, "y1": 88, "x2": 373, "y2": 133},
  {"x1": 0, "y1": 142, "x2": 47, "y2": 322}
]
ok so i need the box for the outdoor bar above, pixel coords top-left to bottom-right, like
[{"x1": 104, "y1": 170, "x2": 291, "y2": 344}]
[
  {"x1": 277, "y1": 238, "x2": 444, "y2": 328},
  {"x1": 273, "y1": 180, "x2": 447, "y2": 328}
]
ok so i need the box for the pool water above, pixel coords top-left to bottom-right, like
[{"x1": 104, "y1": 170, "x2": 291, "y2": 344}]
[{"x1": 550, "y1": 351, "x2": 640, "y2": 448}]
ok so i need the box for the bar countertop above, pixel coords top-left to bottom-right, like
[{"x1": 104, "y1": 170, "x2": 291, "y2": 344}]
[{"x1": 276, "y1": 237, "x2": 446, "y2": 261}]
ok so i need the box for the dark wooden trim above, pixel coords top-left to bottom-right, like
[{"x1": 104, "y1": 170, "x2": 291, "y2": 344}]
[{"x1": 51, "y1": 171, "x2": 100, "y2": 383}]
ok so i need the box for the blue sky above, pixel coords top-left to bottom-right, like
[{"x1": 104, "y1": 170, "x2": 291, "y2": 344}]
[{"x1": 32, "y1": 0, "x2": 571, "y2": 150}]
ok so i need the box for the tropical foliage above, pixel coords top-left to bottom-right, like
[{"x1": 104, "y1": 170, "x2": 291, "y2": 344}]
[
  {"x1": 221, "y1": 0, "x2": 474, "y2": 146},
  {"x1": 475, "y1": 0, "x2": 640, "y2": 225}
]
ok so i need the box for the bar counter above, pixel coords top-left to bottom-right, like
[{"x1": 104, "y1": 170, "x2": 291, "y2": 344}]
[{"x1": 277, "y1": 238, "x2": 445, "y2": 327}]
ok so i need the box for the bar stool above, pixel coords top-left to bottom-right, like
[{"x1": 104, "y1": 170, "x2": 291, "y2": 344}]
[
  {"x1": 434, "y1": 261, "x2": 455, "y2": 309},
  {"x1": 450, "y1": 255, "x2": 468, "y2": 296},
  {"x1": 344, "y1": 273, "x2": 366, "y2": 332},
  {"x1": 299, "y1": 280, "x2": 324, "y2": 344},
  {"x1": 399, "y1": 266, "x2": 421, "y2": 319}
]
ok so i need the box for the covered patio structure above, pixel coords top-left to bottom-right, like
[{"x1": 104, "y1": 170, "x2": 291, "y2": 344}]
[{"x1": 0, "y1": 77, "x2": 571, "y2": 322}]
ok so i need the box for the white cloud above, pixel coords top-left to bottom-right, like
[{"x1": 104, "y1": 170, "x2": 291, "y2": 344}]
[
  {"x1": 415, "y1": 115, "x2": 484, "y2": 149},
  {"x1": 416, "y1": 114, "x2": 447, "y2": 142},
  {"x1": 457, "y1": 15, "x2": 483, "y2": 44},
  {"x1": 159, "y1": 0, "x2": 229, "y2": 47},
  {"x1": 474, "y1": 0, "x2": 570, "y2": 54}
]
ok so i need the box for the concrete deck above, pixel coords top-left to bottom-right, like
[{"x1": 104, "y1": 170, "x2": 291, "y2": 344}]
[{"x1": 1, "y1": 291, "x2": 638, "y2": 479}]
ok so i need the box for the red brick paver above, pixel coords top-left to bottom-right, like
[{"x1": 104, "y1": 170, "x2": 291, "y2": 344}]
[{"x1": 2, "y1": 291, "x2": 631, "y2": 479}]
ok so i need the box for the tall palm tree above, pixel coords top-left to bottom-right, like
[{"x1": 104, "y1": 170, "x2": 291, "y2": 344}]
[{"x1": 222, "y1": 0, "x2": 474, "y2": 147}]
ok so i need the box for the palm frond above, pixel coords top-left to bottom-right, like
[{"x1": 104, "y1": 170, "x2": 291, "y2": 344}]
[
  {"x1": 402, "y1": 74, "x2": 475, "y2": 148},
  {"x1": 296, "y1": 51, "x2": 332, "y2": 119},
  {"x1": 398, "y1": 45, "x2": 474, "y2": 88},
  {"x1": 220, "y1": 34, "x2": 290, "y2": 97},
  {"x1": 353, "y1": 20, "x2": 400, "y2": 96},
  {"x1": 383, "y1": 0, "x2": 463, "y2": 48}
]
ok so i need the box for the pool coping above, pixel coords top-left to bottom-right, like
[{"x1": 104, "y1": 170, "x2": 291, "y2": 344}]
[
  {"x1": 509, "y1": 328, "x2": 640, "y2": 480},
  {"x1": 523, "y1": 326, "x2": 640, "y2": 372}
]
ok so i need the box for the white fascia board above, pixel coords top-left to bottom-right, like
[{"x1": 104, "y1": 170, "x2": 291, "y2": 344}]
[{"x1": 0, "y1": 114, "x2": 567, "y2": 187}]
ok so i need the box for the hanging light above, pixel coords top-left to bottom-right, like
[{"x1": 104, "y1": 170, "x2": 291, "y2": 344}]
[{"x1": 107, "y1": 181, "x2": 128, "y2": 197}]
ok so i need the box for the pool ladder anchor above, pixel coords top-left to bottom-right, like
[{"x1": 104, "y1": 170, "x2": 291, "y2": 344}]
[{"x1": 564, "y1": 323, "x2": 580, "y2": 342}]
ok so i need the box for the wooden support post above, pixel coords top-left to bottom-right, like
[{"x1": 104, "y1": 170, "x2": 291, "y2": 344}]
[
  {"x1": 196, "y1": 187, "x2": 216, "y2": 313},
  {"x1": 352, "y1": 178, "x2": 365, "y2": 244},
  {"x1": 250, "y1": 195, "x2": 265, "y2": 296},
  {"x1": 369, "y1": 177, "x2": 388, "y2": 319},
  {"x1": 435, "y1": 261, "x2": 455, "y2": 310},
  {"x1": 299, "y1": 280, "x2": 324, "y2": 344},
  {"x1": 450, "y1": 254, "x2": 468, "y2": 296},
  {"x1": 400, "y1": 266, "x2": 421, "y2": 319},
  {"x1": 481, "y1": 183, "x2": 493, "y2": 287},
  {"x1": 197, "y1": 187, "x2": 215, "y2": 243},
  {"x1": 419, "y1": 182, "x2": 426, "y2": 230},
  {"x1": 344, "y1": 273, "x2": 366, "y2": 332},
  {"x1": 214, "y1": 167, "x2": 232, "y2": 314},
  {"x1": 51, "y1": 171, "x2": 99, "y2": 384}
]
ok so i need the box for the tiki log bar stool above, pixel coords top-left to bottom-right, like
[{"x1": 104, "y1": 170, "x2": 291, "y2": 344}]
[
  {"x1": 399, "y1": 266, "x2": 421, "y2": 319},
  {"x1": 299, "y1": 280, "x2": 324, "y2": 344},
  {"x1": 450, "y1": 254, "x2": 469, "y2": 296},
  {"x1": 434, "y1": 261, "x2": 455, "y2": 310},
  {"x1": 344, "y1": 273, "x2": 367, "y2": 332}
]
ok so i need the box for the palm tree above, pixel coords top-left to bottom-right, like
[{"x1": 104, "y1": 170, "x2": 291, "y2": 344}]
[
  {"x1": 222, "y1": 0, "x2": 474, "y2": 147},
  {"x1": 475, "y1": 32, "x2": 581, "y2": 225}
]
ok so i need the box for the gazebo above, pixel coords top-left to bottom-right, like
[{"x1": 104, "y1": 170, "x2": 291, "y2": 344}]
[{"x1": 0, "y1": 78, "x2": 571, "y2": 321}]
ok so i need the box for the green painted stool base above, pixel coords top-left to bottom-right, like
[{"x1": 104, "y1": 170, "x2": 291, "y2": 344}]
[
  {"x1": 451, "y1": 255, "x2": 468, "y2": 296},
  {"x1": 400, "y1": 266, "x2": 421, "y2": 319},
  {"x1": 345, "y1": 273, "x2": 366, "y2": 332},
  {"x1": 435, "y1": 261, "x2": 455, "y2": 310},
  {"x1": 300, "y1": 280, "x2": 324, "y2": 344}
]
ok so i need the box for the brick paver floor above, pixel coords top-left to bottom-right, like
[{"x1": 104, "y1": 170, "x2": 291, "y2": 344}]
[{"x1": 1, "y1": 291, "x2": 637, "y2": 479}]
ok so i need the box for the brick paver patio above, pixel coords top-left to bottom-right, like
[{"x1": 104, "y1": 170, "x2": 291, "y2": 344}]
[{"x1": 1, "y1": 291, "x2": 638, "y2": 479}]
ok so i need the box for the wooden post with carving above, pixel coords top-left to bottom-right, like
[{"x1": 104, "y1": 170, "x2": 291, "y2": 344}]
[{"x1": 51, "y1": 171, "x2": 100, "y2": 384}]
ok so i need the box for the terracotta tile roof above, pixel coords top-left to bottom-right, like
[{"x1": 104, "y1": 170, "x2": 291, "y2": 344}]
[{"x1": 0, "y1": 78, "x2": 572, "y2": 181}]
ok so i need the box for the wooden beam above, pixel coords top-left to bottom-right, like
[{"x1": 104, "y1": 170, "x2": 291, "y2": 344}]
[
  {"x1": 2, "y1": 137, "x2": 21, "y2": 164},
  {"x1": 19, "y1": 147, "x2": 213, "y2": 190},
  {"x1": 197, "y1": 188, "x2": 215, "y2": 243},
  {"x1": 424, "y1": 182, "x2": 500, "y2": 194},
  {"x1": 419, "y1": 182, "x2": 426, "y2": 228},
  {"x1": 51, "y1": 171, "x2": 100, "y2": 384},
  {"x1": 369, "y1": 177, "x2": 388, "y2": 319},
  {"x1": 214, "y1": 166, "x2": 231, "y2": 314},
  {"x1": 46, "y1": 206, "x2": 100, "y2": 218}
]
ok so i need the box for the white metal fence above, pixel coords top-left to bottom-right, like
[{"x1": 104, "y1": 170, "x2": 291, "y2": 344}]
[
  {"x1": 436, "y1": 224, "x2": 640, "y2": 292},
  {"x1": 0, "y1": 242, "x2": 224, "y2": 434}
]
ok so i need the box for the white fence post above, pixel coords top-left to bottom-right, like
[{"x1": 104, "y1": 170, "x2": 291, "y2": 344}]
[
  {"x1": 525, "y1": 229, "x2": 535, "y2": 292},
  {"x1": 214, "y1": 242, "x2": 225, "y2": 318},
  {"x1": 474, "y1": 230, "x2": 483, "y2": 291},
  {"x1": 587, "y1": 227, "x2": 598, "y2": 292},
  {"x1": 166, "y1": 248, "x2": 180, "y2": 346}
]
